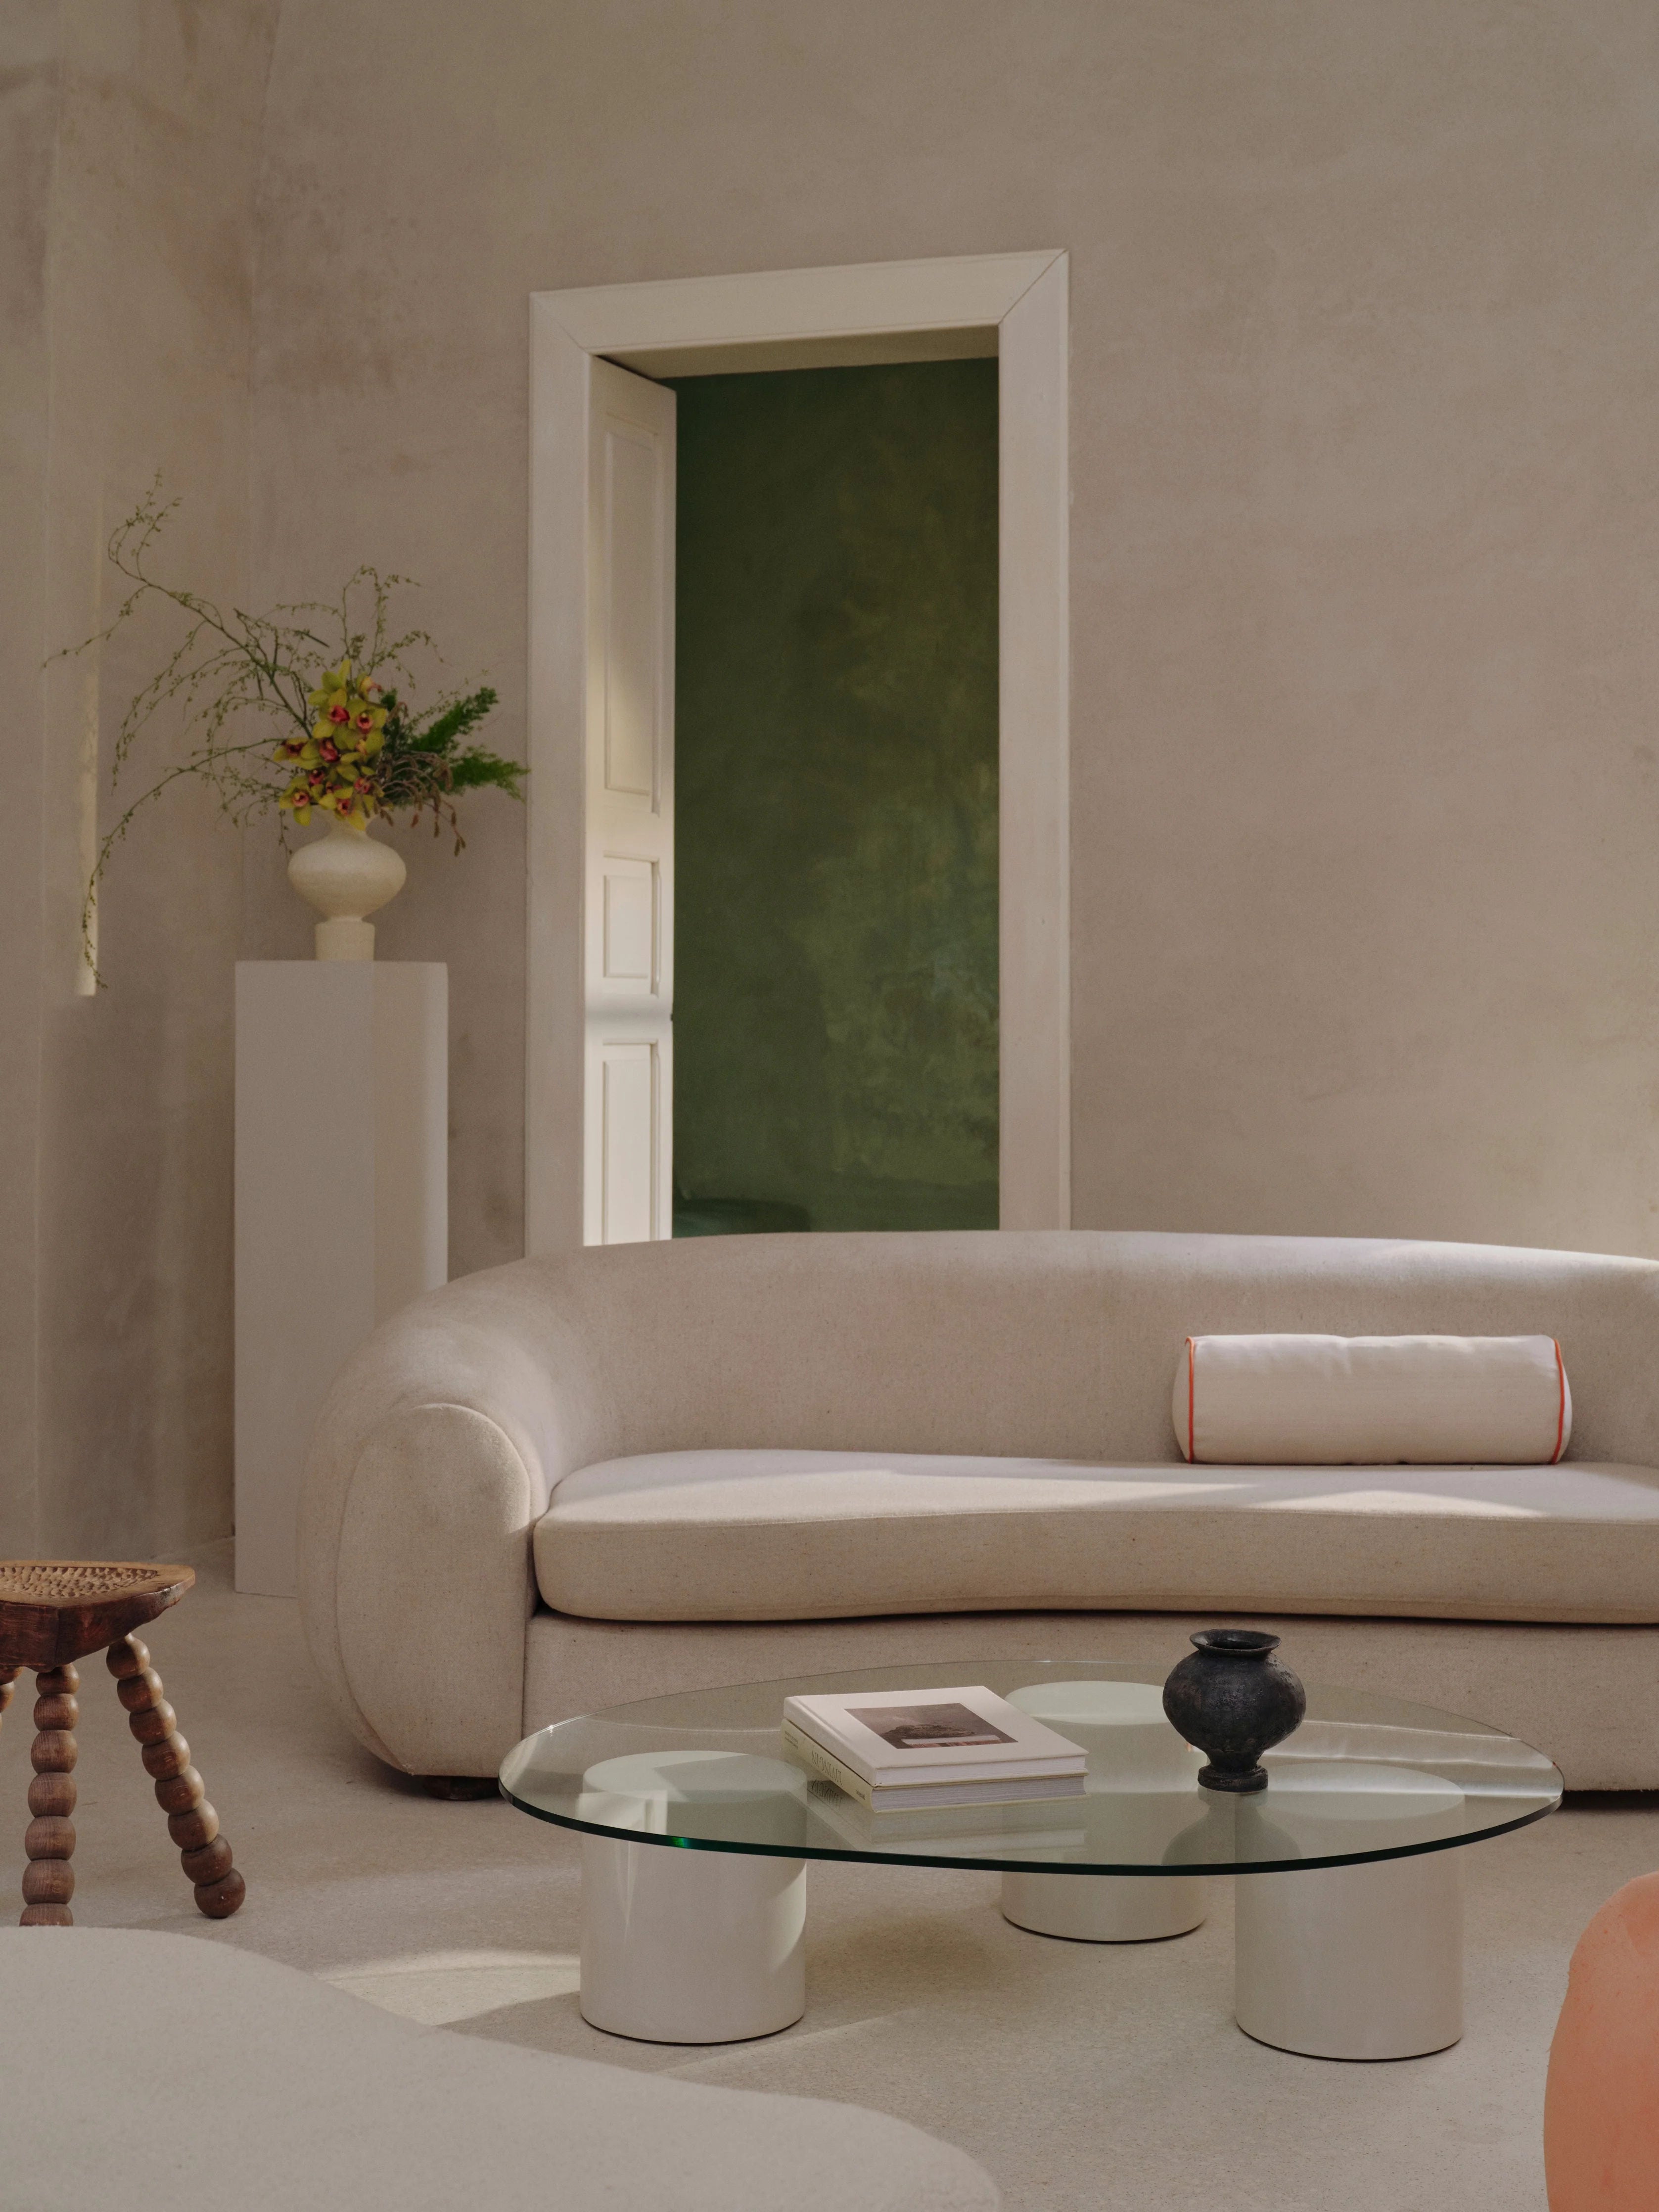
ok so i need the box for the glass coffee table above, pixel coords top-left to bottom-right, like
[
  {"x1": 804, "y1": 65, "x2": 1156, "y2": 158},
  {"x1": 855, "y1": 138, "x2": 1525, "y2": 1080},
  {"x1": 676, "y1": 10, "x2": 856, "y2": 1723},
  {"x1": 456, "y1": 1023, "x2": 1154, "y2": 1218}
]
[{"x1": 500, "y1": 1659, "x2": 1561, "y2": 2060}]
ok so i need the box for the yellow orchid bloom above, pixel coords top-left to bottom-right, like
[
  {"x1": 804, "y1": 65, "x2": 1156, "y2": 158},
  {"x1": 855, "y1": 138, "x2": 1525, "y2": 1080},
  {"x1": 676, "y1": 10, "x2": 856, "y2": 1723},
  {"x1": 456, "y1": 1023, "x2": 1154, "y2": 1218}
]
[
  {"x1": 307, "y1": 658, "x2": 355, "y2": 704},
  {"x1": 324, "y1": 784, "x2": 372, "y2": 829},
  {"x1": 287, "y1": 665, "x2": 389, "y2": 829}
]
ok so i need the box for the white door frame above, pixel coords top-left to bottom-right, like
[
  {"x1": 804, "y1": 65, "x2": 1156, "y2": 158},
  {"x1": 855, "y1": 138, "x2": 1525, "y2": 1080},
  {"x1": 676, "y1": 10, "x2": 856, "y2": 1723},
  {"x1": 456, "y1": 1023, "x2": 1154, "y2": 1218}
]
[{"x1": 527, "y1": 250, "x2": 1070, "y2": 1252}]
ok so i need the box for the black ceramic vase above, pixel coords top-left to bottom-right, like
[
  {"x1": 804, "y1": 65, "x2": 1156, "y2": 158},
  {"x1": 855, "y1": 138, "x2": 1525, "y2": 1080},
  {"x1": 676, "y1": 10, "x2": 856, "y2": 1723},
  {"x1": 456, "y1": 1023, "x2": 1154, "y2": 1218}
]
[{"x1": 1161, "y1": 1629, "x2": 1306, "y2": 1793}]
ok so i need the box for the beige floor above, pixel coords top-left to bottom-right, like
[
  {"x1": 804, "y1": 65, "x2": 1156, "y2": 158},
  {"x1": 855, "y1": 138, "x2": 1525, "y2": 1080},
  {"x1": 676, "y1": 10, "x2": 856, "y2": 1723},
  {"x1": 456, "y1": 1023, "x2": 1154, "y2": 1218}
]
[{"x1": 4, "y1": 1544, "x2": 1651, "y2": 2211}]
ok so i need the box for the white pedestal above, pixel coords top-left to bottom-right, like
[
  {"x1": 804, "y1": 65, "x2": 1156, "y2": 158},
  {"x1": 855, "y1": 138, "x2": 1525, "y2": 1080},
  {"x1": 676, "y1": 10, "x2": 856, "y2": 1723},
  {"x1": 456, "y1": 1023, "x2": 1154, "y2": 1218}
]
[
  {"x1": 234, "y1": 962, "x2": 447, "y2": 1596},
  {"x1": 580, "y1": 1837, "x2": 807, "y2": 2043},
  {"x1": 1001, "y1": 1871, "x2": 1208, "y2": 1942},
  {"x1": 1234, "y1": 1852, "x2": 1464, "y2": 2059}
]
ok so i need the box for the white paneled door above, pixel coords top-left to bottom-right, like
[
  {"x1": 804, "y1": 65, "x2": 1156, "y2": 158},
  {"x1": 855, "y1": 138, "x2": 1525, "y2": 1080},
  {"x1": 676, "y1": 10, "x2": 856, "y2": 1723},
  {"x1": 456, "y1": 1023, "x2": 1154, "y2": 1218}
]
[{"x1": 583, "y1": 359, "x2": 676, "y2": 1243}]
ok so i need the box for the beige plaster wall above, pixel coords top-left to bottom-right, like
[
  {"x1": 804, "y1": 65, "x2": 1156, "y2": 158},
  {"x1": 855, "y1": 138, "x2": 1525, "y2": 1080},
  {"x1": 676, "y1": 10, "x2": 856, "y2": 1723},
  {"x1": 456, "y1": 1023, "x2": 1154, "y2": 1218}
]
[
  {"x1": 246, "y1": 0, "x2": 1659, "y2": 1271},
  {"x1": 0, "y1": 1, "x2": 279, "y2": 1555},
  {"x1": 0, "y1": 1, "x2": 58, "y2": 1553},
  {"x1": 9, "y1": 0, "x2": 1658, "y2": 1560}
]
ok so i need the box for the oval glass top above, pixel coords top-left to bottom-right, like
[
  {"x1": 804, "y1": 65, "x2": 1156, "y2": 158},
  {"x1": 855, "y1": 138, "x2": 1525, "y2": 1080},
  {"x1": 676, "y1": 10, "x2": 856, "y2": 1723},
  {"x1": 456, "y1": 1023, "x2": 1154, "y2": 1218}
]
[{"x1": 499, "y1": 1660, "x2": 1562, "y2": 1876}]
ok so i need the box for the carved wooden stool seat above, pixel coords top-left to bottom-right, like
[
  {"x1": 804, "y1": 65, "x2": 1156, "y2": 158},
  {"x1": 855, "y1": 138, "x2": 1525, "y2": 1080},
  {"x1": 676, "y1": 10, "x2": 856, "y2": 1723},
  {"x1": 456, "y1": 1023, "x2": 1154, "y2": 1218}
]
[{"x1": 0, "y1": 1562, "x2": 244, "y2": 1927}]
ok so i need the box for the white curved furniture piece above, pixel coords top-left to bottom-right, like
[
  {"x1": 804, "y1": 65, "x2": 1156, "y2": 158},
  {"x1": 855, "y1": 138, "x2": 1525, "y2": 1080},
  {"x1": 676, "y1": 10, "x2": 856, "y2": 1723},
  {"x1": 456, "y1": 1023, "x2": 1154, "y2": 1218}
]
[
  {"x1": 298, "y1": 1230, "x2": 1659, "y2": 1788},
  {"x1": 1, "y1": 1929, "x2": 997, "y2": 2211}
]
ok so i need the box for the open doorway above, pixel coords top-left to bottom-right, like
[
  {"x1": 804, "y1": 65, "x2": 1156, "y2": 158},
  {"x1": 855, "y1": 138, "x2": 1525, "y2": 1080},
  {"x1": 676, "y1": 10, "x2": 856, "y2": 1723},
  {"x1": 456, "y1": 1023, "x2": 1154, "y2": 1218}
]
[
  {"x1": 526, "y1": 253, "x2": 1069, "y2": 1253},
  {"x1": 670, "y1": 360, "x2": 999, "y2": 1236}
]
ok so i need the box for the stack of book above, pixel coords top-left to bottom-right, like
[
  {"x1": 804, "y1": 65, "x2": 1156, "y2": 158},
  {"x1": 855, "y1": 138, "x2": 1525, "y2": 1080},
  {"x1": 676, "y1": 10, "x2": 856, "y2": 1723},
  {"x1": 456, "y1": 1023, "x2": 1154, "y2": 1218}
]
[{"x1": 781, "y1": 1684, "x2": 1087, "y2": 1810}]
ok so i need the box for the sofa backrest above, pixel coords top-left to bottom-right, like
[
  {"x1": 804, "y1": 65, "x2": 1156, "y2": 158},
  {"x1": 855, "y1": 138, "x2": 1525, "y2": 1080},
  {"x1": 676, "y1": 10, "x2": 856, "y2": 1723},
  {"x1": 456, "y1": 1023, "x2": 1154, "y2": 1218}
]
[{"x1": 496, "y1": 1229, "x2": 1659, "y2": 1474}]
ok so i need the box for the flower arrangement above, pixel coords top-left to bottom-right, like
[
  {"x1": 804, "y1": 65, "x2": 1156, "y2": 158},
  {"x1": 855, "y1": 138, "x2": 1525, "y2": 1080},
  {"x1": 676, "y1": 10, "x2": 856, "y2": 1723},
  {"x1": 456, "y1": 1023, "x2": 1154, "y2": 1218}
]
[
  {"x1": 67, "y1": 482, "x2": 525, "y2": 975},
  {"x1": 279, "y1": 661, "x2": 391, "y2": 829}
]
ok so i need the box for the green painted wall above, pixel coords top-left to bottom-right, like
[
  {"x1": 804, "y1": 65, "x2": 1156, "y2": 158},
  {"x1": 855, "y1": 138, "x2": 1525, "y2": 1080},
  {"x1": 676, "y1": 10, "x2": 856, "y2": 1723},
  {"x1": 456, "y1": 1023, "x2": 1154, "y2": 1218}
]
[{"x1": 670, "y1": 358, "x2": 998, "y2": 1234}]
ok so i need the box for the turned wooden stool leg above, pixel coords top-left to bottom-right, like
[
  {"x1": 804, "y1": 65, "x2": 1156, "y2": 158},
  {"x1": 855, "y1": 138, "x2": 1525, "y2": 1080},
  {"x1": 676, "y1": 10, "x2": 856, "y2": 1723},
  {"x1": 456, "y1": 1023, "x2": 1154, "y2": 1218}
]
[
  {"x1": 107, "y1": 1636, "x2": 245, "y2": 1919},
  {"x1": 21, "y1": 1663, "x2": 79, "y2": 1926}
]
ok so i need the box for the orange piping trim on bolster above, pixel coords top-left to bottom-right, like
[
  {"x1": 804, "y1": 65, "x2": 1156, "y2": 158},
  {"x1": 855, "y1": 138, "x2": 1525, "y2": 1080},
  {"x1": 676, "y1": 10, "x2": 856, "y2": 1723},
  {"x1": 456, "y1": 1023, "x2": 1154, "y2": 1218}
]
[
  {"x1": 1552, "y1": 1339, "x2": 1566, "y2": 1464},
  {"x1": 1187, "y1": 1337, "x2": 1196, "y2": 1463}
]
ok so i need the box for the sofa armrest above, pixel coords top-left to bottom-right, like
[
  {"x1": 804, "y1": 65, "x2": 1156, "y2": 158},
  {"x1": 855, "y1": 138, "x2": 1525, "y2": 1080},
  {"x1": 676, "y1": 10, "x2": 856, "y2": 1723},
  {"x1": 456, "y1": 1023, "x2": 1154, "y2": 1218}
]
[
  {"x1": 299, "y1": 1271, "x2": 595, "y2": 1777},
  {"x1": 331, "y1": 1404, "x2": 539, "y2": 1775}
]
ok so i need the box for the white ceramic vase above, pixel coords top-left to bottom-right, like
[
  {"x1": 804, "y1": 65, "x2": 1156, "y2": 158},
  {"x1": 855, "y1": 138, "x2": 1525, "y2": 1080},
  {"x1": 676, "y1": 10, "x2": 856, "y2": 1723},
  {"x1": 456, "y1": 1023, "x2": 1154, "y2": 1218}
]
[{"x1": 286, "y1": 819, "x2": 407, "y2": 961}]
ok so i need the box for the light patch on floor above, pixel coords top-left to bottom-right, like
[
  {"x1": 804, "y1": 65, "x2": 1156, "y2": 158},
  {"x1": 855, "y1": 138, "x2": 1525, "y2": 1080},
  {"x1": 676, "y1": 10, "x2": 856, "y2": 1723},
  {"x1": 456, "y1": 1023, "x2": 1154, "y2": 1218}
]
[{"x1": 323, "y1": 1948, "x2": 582, "y2": 2024}]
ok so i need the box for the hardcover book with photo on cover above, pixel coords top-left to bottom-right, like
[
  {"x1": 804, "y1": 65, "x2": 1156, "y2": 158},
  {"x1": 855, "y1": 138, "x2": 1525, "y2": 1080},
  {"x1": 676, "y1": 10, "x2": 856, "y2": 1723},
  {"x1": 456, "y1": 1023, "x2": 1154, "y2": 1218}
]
[{"x1": 781, "y1": 1684, "x2": 1087, "y2": 1809}]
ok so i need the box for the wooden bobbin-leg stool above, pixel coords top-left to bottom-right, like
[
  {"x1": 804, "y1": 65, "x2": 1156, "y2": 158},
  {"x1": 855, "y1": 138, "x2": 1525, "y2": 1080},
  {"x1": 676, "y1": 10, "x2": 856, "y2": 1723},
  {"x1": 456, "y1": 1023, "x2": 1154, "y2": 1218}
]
[{"x1": 0, "y1": 1562, "x2": 245, "y2": 1927}]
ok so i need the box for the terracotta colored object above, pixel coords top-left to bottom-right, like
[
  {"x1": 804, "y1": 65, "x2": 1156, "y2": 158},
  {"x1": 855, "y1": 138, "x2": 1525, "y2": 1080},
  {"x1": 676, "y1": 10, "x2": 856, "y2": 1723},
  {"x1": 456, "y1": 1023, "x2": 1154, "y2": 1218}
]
[
  {"x1": 1544, "y1": 1872, "x2": 1659, "y2": 2206},
  {"x1": 0, "y1": 1563, "x2": 244, "y2": 1925}
]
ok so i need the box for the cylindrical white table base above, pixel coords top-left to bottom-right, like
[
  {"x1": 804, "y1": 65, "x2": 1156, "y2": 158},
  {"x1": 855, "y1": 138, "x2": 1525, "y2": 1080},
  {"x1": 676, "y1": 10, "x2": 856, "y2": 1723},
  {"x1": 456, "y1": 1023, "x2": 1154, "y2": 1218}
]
[
  {"x1": 1001, "y1": 1871, "x2": 1208, "y2": 1942},
  {"x1": 580, "y1": 1837, "x2": 807, "y2": 2043},
  {"x1": 1234, "y1": 1851, "x2": 1464, "y2": 2059}
]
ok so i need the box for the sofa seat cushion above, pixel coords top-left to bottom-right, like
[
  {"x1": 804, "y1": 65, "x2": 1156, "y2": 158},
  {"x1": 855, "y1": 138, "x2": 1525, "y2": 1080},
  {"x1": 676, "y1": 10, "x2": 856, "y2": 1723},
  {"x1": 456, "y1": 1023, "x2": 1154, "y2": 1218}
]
[{"x1": 533, "y1": 1449, "x2": 1659, "y2": 1626}]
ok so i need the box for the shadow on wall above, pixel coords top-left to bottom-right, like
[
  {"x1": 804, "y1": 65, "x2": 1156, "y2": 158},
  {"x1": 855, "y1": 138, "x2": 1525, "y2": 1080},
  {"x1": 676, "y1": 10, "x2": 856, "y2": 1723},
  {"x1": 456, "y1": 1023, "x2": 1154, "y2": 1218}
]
[{"x1": 671, "y1": 358, "x2": 1000, "y2": 1237}]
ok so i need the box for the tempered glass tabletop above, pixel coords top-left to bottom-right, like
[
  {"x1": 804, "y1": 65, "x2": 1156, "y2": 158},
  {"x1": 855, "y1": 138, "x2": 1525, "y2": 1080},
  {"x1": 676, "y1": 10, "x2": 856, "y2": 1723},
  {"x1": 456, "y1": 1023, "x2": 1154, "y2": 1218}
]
[{"x1": 499, "y1": 1660, "x2": 1563, "y2": 1877}]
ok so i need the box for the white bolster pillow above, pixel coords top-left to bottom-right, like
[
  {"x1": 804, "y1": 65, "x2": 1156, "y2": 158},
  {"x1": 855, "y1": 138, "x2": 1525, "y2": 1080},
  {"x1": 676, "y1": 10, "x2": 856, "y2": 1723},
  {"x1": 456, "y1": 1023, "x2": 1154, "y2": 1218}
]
[{"x1": 1174, "y1": 1334, "x2": 1571, "y2": 1465}]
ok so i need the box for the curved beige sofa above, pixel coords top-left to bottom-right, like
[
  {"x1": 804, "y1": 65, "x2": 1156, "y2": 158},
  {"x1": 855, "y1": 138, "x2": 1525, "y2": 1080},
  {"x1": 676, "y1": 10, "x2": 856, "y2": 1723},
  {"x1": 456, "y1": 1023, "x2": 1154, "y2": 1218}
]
[{"x1": 298, "y1": 1229, "x2": 1659, "y2": 1790}]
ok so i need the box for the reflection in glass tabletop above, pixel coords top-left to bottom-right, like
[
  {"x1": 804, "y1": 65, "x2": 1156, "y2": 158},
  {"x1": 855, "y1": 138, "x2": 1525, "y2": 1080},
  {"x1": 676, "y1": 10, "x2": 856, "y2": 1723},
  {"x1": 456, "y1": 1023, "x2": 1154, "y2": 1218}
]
[{"x1": 500, "y1": 1659, "x2": 1563, "y2": 1876}]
